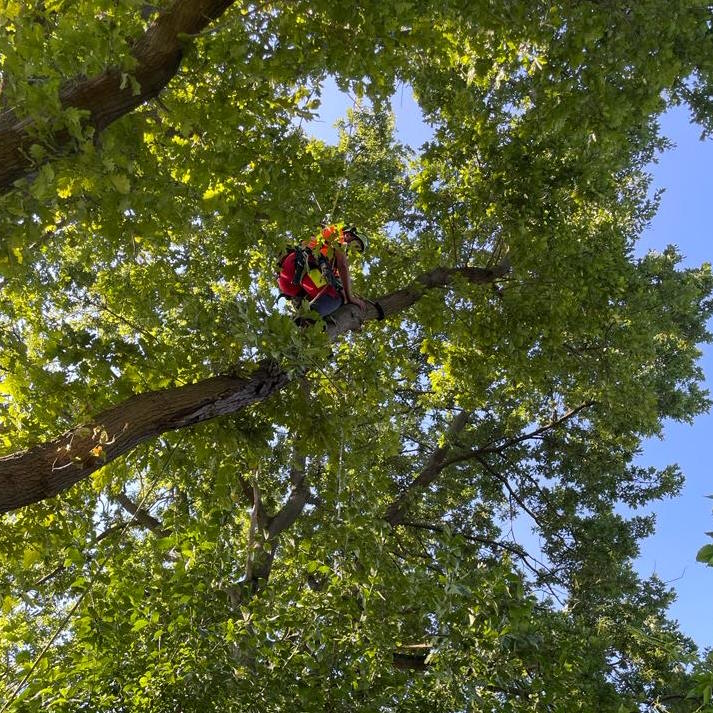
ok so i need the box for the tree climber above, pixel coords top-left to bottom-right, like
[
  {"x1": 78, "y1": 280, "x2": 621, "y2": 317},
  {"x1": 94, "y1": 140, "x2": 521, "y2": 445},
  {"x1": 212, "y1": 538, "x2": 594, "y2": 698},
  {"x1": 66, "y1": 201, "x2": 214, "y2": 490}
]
[{"x1": 277, "y1": 224, "x2": 368, "y2": 318}]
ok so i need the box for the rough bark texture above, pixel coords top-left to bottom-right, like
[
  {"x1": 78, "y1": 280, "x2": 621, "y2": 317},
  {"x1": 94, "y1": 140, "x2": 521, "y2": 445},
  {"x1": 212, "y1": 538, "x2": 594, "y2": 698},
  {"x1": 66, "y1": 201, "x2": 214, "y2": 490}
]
[
  {"x1": 0, "y1": 0, "x2": 237, "y2": 194},
  {"x1": 0, "y1": 359, "x2": 289, "y2": 514},
  {"x1": 0, "y1": 262, "x2": 508, "y2": 515}
]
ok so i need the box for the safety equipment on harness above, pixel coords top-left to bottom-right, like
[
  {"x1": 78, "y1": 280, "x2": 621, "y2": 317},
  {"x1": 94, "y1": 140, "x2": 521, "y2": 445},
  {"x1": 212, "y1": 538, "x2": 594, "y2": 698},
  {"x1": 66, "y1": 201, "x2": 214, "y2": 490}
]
[{"x1": 277, "y1": 245, "x2": 342, "y2": 302}]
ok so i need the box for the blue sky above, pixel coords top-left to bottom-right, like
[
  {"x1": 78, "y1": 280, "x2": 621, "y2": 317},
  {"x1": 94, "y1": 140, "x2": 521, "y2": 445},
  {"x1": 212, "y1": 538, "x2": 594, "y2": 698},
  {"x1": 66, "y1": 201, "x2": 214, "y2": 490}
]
[
  {"x1": 632, "y1": 106, "x2": 713, "y2": 650},
  {"x1": 307, "y1": 81, "x2": 713, "y2": 650}
]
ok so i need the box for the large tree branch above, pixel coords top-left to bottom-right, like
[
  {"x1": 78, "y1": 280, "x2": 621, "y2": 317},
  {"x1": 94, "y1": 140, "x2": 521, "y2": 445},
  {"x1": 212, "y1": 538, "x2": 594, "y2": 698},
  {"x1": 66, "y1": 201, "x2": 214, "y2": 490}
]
[
  {"x1": 266, "y1": 452, "x2": 308, "y2": 541},
  {"x1": 324, "y1": 263, "x2": 509, "y2": 338},
  {"x1": 230, "y1": 449, "x2": 309, "y2": 602},
  {"x1": 384, "y1": 410, "x2": 471, "y2": 527},
  {"x1": 0, "y1": 359, "x2": 290, "y2": 514},
  {"x1": 383, "y1": 402, "x2": 594, "y2": 527},
  {"x1": 0, "y1": 0, "x2": 238, "y2": 194},
  {"x1": 0, "y1": 262, "x2": 507, "y2": 515},
  {"x1": 114, "y1": 491, "x2": 169, "y2": 537}
]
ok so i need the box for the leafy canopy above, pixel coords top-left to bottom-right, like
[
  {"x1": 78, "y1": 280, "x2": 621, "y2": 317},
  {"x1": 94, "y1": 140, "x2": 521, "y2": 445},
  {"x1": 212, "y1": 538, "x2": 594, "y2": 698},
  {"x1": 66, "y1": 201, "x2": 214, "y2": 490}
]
[{"x1": 1, "y1": 1, "x2": 713, "y2": 711}]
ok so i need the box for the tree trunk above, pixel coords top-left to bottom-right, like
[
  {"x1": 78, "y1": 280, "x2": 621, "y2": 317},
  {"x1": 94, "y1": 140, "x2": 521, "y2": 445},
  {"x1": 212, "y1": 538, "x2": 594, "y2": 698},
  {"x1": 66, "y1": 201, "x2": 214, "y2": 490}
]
[{"x1": 0, "y1": 0, "x2": 237, "y2": 194}]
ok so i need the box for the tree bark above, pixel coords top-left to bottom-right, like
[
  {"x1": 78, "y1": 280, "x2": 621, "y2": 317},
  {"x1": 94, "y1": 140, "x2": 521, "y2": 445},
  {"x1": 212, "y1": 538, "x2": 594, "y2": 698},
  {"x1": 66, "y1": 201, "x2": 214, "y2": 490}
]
[
  {"x1": 0, "y1": 0, "x2": 237, "y2": 194},
  {"x1": 384, "y1": 410, "x2": 471, "y2": 527},
  {"x1": 383, "y1": 401, "x2": 594, "y2": 529},
  {"x1": 0, "y1": 262, "x2": 508, "y2": 515}
]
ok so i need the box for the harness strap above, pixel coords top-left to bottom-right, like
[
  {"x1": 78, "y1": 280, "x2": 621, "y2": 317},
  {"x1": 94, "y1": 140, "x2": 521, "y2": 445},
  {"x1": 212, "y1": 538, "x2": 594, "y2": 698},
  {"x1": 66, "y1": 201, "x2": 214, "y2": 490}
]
[
  {"x1": 292, "y1": 247, "x2": 309, "y2": 287},
  {"x1": 317, "y1": 253, "x2": 342, "y2": 291}
]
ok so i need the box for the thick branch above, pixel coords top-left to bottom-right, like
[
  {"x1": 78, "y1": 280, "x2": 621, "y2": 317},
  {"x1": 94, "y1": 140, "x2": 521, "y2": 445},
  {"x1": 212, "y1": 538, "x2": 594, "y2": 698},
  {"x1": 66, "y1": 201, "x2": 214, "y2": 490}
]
[
  {"x1": 0, "y1": 262, "x2": 507, "y2": 514},
  {"x1": 0, "y1": 359, "x2": 289, "y2": 514},
  {"x1": 235, "y1": 450, "x2": 309, "y2": 600},
  {"x1": 115, "y1": 491, "x2": 169, "y2": 537},
  {"x1": 325, "y1": 263, "x2": 509, "y2": 339},
  {"x1": 0, "y1": 0, "x2": 237, "y2": 193},
  {"x1": 384, "y1": 410, "x2": 471, "y2": 527},
  {"x1": 267, "y1": 452, "x2": 307, "y2": 540}
]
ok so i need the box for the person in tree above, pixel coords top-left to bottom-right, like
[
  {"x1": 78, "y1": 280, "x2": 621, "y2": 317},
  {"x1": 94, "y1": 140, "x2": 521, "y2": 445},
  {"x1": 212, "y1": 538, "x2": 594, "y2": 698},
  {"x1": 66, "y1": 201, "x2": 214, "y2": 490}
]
[{"x1": 277, "y1": 224, "x2": 368, "y2": 318}]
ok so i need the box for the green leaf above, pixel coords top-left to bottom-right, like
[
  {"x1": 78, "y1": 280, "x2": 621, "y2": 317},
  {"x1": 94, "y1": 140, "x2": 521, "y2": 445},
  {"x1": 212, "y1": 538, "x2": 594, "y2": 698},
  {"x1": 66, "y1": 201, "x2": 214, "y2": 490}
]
[
  {"x1": 696, "y1": 544, "x2": 713, "y2": 564},
  {"x1": 22, "y1": 547, "x2": 41, "y2": 568},
  {"x1": 110, "y1": 174, "x2": 131, "y2": 194}
]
